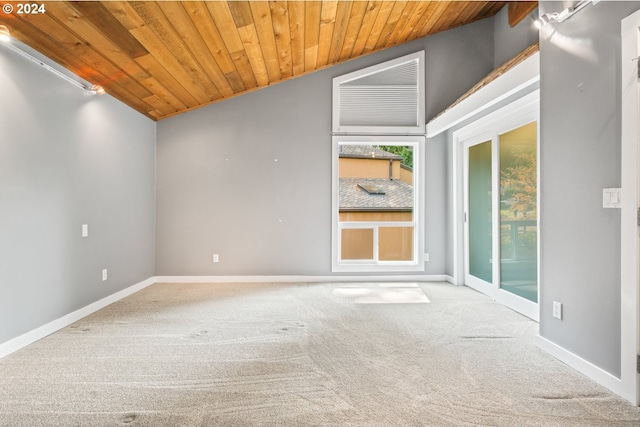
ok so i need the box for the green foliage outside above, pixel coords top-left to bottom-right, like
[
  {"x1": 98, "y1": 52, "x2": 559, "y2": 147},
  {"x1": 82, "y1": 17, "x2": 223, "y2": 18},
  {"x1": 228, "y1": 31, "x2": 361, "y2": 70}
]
[
  {"x1": 500, "y1": 145, "x2": 537, "y2": 261},
  {"x1": 500, "y1": 147, "x2": 536, "y2": 220},
  {"x1": 378, "y1": 145, "x2": 413, "y2": 168}
]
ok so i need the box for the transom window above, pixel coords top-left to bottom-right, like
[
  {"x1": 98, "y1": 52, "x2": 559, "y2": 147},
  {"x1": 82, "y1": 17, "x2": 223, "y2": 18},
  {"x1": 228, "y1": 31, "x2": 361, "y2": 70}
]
[{"x1": 332, "y1": 51, "x2": 425, "y2": 135}]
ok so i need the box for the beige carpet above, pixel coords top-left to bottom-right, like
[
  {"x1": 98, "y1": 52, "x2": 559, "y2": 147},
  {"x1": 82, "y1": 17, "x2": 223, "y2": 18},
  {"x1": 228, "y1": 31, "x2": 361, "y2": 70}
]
[{"x1": 0, "y1": 281, "x2": 639, "y2": 426}]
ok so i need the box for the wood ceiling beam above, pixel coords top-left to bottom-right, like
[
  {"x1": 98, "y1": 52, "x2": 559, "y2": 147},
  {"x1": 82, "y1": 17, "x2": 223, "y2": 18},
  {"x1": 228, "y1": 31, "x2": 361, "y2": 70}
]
[{"x1": 508, "y1": 1, "x2": 538, "y2": 27}]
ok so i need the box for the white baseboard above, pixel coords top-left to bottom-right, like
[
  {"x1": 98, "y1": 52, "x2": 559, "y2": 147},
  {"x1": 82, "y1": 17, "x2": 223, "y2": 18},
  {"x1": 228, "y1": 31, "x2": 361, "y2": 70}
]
[
  {"x1": 0, "y1": 277, "x2": 156, "y2": 360},
  {"x1": 153, "y1": 275, "x2": 451, "y2": 283},
  {"x1": 536, "y1": 335, "x2": 622, "y2": 397}
]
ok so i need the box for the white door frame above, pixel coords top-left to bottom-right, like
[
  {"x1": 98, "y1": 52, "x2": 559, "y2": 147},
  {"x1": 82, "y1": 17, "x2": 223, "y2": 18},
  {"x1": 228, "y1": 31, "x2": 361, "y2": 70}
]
[
  {"x1": 453, "y1": 90, "x2": 540, "y2": 321},
  {"x1": 621, "y1": 8, "x2": 640, "y2": 406}
]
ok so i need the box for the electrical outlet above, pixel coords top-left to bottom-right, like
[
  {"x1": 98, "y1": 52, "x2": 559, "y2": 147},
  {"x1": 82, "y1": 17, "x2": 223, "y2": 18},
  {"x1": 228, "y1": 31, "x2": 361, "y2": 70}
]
[
  {"x1": 213, "y1": 254, "x2": 219, "y2": 263},
  {"x1": 553, "y1": 301, "x2": 563, "y2": 320},
  {"x1": 102, "y1": 269, "x2": 108, "y2": 281},
  {"x1": 82, "y1": 224, "x2": 88, "y2": 237},
  {"x1": 425, "y1": 253, "x2": 429, "y2": 262}
]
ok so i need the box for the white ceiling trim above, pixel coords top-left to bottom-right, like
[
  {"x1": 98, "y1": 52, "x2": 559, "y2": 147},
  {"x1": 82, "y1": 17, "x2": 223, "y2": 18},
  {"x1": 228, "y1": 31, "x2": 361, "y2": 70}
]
[{"x1": 426, "y1": 51, "x2": 540, "y2": 138}]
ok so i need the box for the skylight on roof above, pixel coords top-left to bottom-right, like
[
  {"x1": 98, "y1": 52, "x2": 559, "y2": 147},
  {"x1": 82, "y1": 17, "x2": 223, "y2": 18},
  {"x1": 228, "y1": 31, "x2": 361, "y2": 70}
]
[{"x1": 358, "y1": 183, "x2": 386, "y2": 195}]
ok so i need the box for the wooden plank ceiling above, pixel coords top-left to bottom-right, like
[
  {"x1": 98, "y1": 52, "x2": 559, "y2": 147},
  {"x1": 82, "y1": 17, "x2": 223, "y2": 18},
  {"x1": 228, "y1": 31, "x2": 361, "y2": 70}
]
[{"x1": 0, "y1": 1, "x2": 514, "y2": 121}]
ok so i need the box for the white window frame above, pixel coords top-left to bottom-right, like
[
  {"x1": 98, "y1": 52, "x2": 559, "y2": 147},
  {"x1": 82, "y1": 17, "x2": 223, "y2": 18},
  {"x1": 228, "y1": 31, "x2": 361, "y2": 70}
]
[
  {"x1": 332, "y1": 135, "x2": 425, "y2": 273},
  {"x1": 332, "y1": 51, "x2": 425, "y2": 135}
]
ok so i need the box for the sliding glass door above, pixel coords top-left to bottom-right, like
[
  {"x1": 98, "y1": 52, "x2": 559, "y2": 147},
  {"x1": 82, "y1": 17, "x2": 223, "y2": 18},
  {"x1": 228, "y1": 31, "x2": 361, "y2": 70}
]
[{"x1": 463, "y1": 120, "x2": 538, "y2": 318}]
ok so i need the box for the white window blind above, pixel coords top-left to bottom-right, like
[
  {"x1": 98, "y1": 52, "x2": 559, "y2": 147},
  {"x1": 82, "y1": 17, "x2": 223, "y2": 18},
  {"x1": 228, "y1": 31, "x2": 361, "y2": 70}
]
[{"x1": 333, "y1": 51, "x2": 425, "y2": 134}]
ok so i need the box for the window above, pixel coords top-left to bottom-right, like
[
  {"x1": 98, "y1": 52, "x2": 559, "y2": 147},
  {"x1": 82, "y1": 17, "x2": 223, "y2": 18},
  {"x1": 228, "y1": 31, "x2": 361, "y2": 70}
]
[
  {"x1": 332, "y1": 136, "x2": 424, "y2": 272},
  {"x1": 332, "y1": 52, "x2": 426, "y2": 273},
  {"x1": 332, "y1": 51, "x2": 425, "y2": 135}
]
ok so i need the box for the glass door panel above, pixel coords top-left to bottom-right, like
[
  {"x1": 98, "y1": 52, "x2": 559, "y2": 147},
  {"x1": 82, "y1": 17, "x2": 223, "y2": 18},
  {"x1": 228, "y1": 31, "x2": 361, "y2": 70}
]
[
  {"x1": 468, "y1": 141, "x2": 493, "y2": 283},
  {"x1": 499, "y1": 122, "x2": 538, "y2": 302}
]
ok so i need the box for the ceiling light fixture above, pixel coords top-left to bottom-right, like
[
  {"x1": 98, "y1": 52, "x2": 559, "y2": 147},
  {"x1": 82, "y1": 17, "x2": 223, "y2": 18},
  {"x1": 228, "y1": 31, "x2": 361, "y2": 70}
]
[
  {"x1": 0, "y1": 25, "x2": 10, "y2": 43},
  {"x1": 533, "y1": 13, "x2": 553, "y2": 29},
  {"x1": 0, "y1": 25, "x2": 105, "y2": 96},
  {"x1": 534, "y1": 0, "x2": 595, "y2": 29},
  {"x1": 90, "y1": 85, "x2": 105, "y2": 96}
]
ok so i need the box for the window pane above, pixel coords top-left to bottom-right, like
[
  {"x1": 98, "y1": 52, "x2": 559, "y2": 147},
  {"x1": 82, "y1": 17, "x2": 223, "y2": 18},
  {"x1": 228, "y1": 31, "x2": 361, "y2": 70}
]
[
  {"x1": 499, "y1": 122, "x2": 538, "y2": 303},
  {"x1": 468, "y1": 141, "x2": 493, "y2": 283},
  {"x1": 379, "y1": 226, "x2": 413, "y2": 261},
  {"x1": 338, "y1": 143, "x2": 414, "y2": 264},
  {"x1": 332, "y1": 51, "x2": 424, "y2": 133},
  {"x1": 338, "y1": 145, "x2": 414, "y2": 218},
  {"x1": 341, "y1": 228, "x2": 374, "y2": 260}
]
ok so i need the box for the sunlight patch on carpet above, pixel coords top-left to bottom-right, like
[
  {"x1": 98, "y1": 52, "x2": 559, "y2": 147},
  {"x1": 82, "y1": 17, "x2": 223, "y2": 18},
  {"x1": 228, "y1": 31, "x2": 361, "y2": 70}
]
[{"x1": 332, "y1": 286, "x2": 430, "y2": 304}]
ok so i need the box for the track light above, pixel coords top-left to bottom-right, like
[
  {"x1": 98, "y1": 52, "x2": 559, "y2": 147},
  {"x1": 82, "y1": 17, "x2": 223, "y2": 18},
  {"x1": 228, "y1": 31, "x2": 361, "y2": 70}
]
[
  {"x1": 90, "y1": 85, "x2": 105, "y2": 96},
  {"x1": 534, "y1": 14, "x2": 553, "y2": 29},
  {"x1": 0, "y1": 25, "x2": 105, "y2": 96},
  {"x1": 534, "y1": 0, "x2": 594, "y2": 28}
]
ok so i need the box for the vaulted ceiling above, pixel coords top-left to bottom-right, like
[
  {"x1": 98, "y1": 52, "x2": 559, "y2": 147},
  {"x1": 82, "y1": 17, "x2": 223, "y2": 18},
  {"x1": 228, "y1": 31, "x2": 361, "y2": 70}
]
[{"x1": 0, "y1": 1, "x2": 536, "y2": 121}]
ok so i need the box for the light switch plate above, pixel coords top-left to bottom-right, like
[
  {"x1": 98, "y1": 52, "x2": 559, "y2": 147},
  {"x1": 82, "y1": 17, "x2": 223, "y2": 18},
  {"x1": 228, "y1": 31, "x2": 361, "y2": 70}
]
[
  {"x1": 603, "y1": 188, "x2": 621, "y2": 208},
  {"x1": 553, "y1": 301, "x2": 563, "y2": 320}
]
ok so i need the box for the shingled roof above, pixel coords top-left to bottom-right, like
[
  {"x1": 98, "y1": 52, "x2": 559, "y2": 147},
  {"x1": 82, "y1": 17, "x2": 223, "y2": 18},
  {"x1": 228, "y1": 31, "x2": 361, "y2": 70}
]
[
  {"x1": 339, "y1": 178, "x2": 413, "y2": 212},
  {"x1": 339, "y1": 145, "x2": 402, "y2": 160}
]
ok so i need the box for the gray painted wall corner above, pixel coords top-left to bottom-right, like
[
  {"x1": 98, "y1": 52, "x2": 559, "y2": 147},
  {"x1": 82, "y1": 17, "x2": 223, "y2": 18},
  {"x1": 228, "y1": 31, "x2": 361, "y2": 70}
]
[
  {"x1": 155, "y1": 19, "x2": 497, "y2": 277},
  {"x1": 538, "y1": 0, "x2": 640, "y2": 377},
  {"x1": 0, "y1": 44, "x2": 156, "y2": 344}
]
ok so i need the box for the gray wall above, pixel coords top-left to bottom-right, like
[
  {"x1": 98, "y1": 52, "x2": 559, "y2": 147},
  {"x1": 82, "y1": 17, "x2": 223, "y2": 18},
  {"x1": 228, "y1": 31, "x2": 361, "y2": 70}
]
[
  {"x1": 493, "y1": 5, "x2": 539, "y2": 68},
  {"x1": 539, "y1": 0, "x2": 640, "y2": 377},
  {"x1": 156, "y1": 18, "x2": 495, "y2": 277},
  {"x1": 444, "y1": 11, "x2": 540, "y2": 277},
  {"x1": 0, "y1": 42, "x2": 156, "y2": 344}
]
